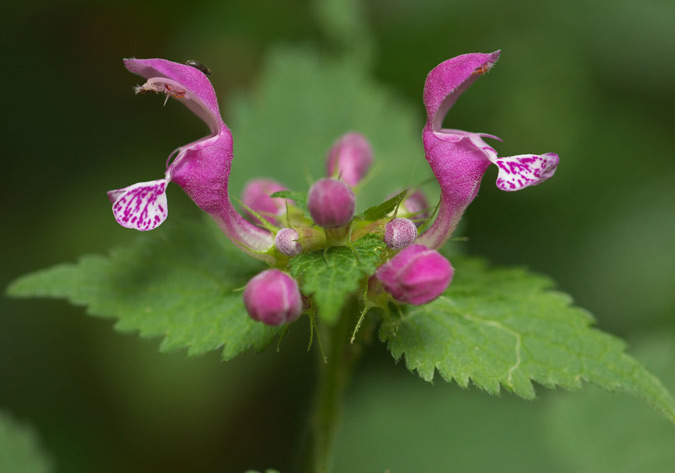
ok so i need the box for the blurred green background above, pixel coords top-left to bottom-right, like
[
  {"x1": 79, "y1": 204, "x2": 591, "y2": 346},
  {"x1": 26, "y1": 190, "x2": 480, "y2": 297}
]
[{"x1": 2, "y1": 0, "x2": 674, "y2": 471}]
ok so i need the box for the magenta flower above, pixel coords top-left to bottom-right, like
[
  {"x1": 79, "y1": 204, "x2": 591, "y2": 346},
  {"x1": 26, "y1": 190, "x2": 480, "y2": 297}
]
[
  {"x1": 325, "y1": 132, "x2": 374, "y2": 187},
  {"x1": 417, "y1": 51, "x2": 559, "y2": 249},
  {"x1": 307, "y1": 178, "x2": 356, "y2": 229},
  {"x1": 108, "y1": 59, "x2": 273, "y2": 255},
  {"x1": 243, "y1": 269, "x2": 302, "y2": 326},
  {"x1": 241, "y1": 178, "x2": 288, "y2": 226},
  {"x1": 375, "y1": 244, "x2": 453, "y2": 305}
]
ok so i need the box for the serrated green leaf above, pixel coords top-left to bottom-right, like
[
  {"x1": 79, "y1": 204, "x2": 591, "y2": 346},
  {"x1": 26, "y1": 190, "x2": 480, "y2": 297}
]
[
  {"x1": 358, "y1": 188, "x2": 408, "y2": 221},
  {"x1": 546, "y1": 334, "x2": 675, "y2": 472},
  {"x1": 7, "y1": 220, "x2": 281, "y2": 360},
  {"x1": 0, "y1": 412, "x2": 52, "y2": 473},
  {"x1": 270, "y1": 190, "x2": 310, "y2": 217},
  {"x1": 289, "y1": 234, "x2": 386, "y2": 323},
  {"x1": 380, "y1": 257, "x2": 675, "y2": 423}
]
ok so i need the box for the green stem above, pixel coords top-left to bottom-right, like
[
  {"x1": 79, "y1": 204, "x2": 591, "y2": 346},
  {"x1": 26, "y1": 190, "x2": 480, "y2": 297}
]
[{"x1": 303, "y1": 302, "x2": 361, "y2": 473}]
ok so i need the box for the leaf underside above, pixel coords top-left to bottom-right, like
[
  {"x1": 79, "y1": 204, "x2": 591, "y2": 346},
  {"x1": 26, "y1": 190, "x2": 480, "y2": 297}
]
[
  {"x1": 7, "y1": 220, "x2": 280, "y2": 360},
  {"x1": 380, "y1": 257, "x2": 675, "y2": 424},
  {"x1": 289, "y1": 234, "x2": 387, "y2": 324}
]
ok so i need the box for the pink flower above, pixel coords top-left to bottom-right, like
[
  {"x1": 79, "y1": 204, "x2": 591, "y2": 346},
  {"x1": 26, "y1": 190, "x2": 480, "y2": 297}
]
[
  {"x1": 417, "y1": 51, "x2": 559, "y2": 249},
  {"x1": 243, "y1": 269, "x2": 302, "y2": 326},
  {"x1": 241, "y1": 178, "x2": 288, "y2": 226},
  {"x1": 325, "y1": 132, "x2": 374, "y2": 187},
  {"x1": 307, "y1": 178, "x2": 356, "y2": 229},
  {"x1": 108, "y1": 59, "x2": 273, "y2": 256},
  {"x1": 375, "y1": 244, "x2": 453, "y2": 305}
]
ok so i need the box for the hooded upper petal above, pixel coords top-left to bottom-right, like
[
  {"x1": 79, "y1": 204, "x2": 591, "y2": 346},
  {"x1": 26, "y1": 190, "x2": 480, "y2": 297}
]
[
  {"x1": 424, "y1": 51, "x2": 500, "y2": 132},
  {"x1": 121, "y1": 58, "x2": 274, "y2": 254}
]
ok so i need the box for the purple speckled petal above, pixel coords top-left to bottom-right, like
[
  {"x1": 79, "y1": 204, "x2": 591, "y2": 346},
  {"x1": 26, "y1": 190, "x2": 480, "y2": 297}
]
[
  {"x1": 109, "y1": 179, "x2": 169, "y2": 231},
  {"x1": 494, "y1": 153, "x2": 559, "y2": 191},
  {"x1": 123, "y1": 58, "x2": 273, "y2": 255},
  {"x1": 423, "y1": 51, "x2": 500, "y2": 131}
]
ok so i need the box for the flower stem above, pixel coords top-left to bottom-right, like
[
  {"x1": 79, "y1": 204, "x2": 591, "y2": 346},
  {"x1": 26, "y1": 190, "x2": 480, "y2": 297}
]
[{"x1": 302, "y1": 300, "x2": 361, "y2": 473}]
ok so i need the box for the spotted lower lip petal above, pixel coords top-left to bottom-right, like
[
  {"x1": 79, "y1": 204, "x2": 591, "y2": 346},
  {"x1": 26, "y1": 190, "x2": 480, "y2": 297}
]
[
  {"x1": 495, "y1": 153, "x2": 560, "y2": 191},
  {"x1": 109, "y1": 179, "x2": 169, "y2": 231}
]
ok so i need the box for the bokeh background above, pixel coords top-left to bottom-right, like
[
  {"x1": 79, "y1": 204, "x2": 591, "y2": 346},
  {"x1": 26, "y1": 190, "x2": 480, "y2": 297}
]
[{"x1": 2, "y1": 0, "x2": 674, "y2": 471}]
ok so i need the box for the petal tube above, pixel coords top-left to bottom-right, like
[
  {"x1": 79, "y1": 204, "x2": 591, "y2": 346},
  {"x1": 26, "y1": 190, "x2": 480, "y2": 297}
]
[
  {"x1": 124, "y1": 58, "x2": 273, "y2": 255},
  {"x1": 416, "y1": 130, "x2": 492, "y2": 248}
]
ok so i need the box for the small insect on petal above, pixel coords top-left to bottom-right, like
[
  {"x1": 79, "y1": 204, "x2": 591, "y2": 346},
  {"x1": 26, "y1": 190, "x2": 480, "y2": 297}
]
[
  {"x1": 109, "y1": 178, "x2": 169, "y2": 231},
  {"x1": 185, "y1": 59, "x2": 211, "y2": 76},
  {"x1": 494, "y1": 153, "x2": 559, "y2": 191}
]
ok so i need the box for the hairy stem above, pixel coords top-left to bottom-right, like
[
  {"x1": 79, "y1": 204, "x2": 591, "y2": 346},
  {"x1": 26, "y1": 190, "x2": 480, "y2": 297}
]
[{"x1": 303, "y1": 301, "x2": 361, "y2": 473}]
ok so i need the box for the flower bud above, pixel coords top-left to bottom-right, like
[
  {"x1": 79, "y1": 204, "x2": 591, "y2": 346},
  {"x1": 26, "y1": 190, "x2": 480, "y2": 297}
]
[
  {"x1": 326, "y1": 132, "x2": 374, "y2": 187},
  {"x1": 275, "y1": 228, "x2": 302, "y2": 256},
  {"x1": 402, "y1": 190, "x2": 430, "y2": 224},
  {"x1": 384, "y1": 218, "x2": 417, "y2": 249},
  {"x1": 241, "y1": 179, "x2": 287, "y2": 225},
  {"x1": 243, "y1": 269, "x2": 302, "y2": 326},
  {"x1": 386, "y1": 189, "x2": 430, "y2": 226},
  {"x1": 307, "y1": 178, "x2": 356, "y2": 229},
  {"x1": 376, "y1": 244, "x2": 453, "y2": 305}
]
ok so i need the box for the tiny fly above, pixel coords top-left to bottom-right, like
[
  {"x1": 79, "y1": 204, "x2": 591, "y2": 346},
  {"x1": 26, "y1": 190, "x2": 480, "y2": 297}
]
[{"x1": 185, "y1": 59, "x2": 211, "y2": 76}]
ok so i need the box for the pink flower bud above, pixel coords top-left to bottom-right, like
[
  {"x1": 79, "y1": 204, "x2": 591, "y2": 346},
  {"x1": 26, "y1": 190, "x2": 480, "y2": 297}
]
[
  {"x1": 384, "y1": 218, "x2": 417, "y2": 249},
  {"x1": 241, "y1": 179, "x2": 287, "y2": 225},
  {"x1": 307, "y1": 178, "x2": 356, "y2": 229},
  {"x1": 386, "y1": 189, "x2": 430, "y2": 225},
  {"x1": 275, "y1": 228, "x2": 302, "y2": 256},
  {"x1": 243, "y1": 269, "x2": 302, "y2": 326},
  {"x1": 326, "y1": 132, "x2": 374, "y2": 187},
  {"x1": 376, "y1": 244, "x2": 453, "y2": 305},
  {"x1": 403, "y1": 190, "x2": 430, "y2": 224}
]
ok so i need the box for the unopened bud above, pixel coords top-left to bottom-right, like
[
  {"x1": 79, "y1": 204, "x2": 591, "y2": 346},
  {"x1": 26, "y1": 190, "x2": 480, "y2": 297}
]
[
  {"x1": 376, "y1": 244, "x2": 453, "y2": 305},
  {"x1": 326, "y1": 132, "x2": 374, "y2": 187},
  {"x1": 241, "y1": 179, "x2": 287, "y2": 225},
  {"x1": 307, "y1": 178, "x2": 356, "y2": 229},
  {"x1": 403, "y1": 190, "x2": 430, "y2": 224},
  {"x1": 388, "y1": 189, "x2": 430, "y2": 225},
  {"x1": 384, "y1": 218, "x2": 417, "y2": 249},
  {"x1": 243, "y1": 269, "x2": 302, "y2": 326},
  {"x1": 275, "y1": 228, "x2": 302, "y2": 256}
]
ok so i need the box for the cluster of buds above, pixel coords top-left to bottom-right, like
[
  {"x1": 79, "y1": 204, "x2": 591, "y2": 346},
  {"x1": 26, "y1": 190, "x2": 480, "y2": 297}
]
[{"x1": 110, "y1": 52, "x2": 558, "y2": 326}]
